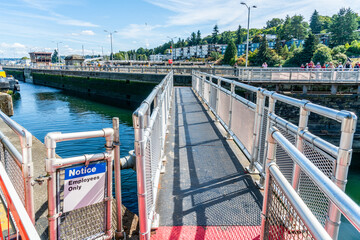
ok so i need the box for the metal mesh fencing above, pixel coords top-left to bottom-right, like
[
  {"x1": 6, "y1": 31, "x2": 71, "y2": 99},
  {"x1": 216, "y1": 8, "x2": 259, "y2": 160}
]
[
  {"x1": 209, "y1": 85, "x2": 217, "y2": 110},
  {"x1": 145, "y1": 139, "x2": 153, "y2": 219},
  {"x1": 230, "y1": 99, "x2": 256, "y2": 154},
  {"x1": 273, "y1": 124, "x2": 296, "y2": 183},
  {"x1": 218, "y1": 90, "x2": 231, "y2": 126},
  {"x1": 297, "y1": 140, "x2": 336, "y2": 226},
  {"x1": 264, "y1": 174, "x2": 317, "y2": 240},
  {"x1": 257, "y1": 107, "x2": 269, "y2": 167},
  {"x1": 203, "y1": 82, "x2": 210, "y2": 104},
  {"x1": 57, "y1": 161, "x2": 108, "y2": 240},
  {"x1": 0, "y1": 144, "x2": 25, "y2": 206}
]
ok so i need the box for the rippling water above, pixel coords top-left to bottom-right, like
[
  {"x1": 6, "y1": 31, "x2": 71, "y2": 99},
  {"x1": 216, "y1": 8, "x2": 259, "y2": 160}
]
[{"x1": 11, "y1": 82, "x2": 138, "y2": 213}]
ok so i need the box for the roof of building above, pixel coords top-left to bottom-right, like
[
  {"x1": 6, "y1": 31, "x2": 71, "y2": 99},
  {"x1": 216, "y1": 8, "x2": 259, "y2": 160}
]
[
  {"x1": 29, "y1": 52, "x2": 52, "y2": 55},
  {"x1": 65, "y1": 55, "x2": 85, "y2": 60}
]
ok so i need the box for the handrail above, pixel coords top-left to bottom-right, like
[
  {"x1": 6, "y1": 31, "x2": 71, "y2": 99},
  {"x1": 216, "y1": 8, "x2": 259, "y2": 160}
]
[
  {"x1": 133, "y1": 71, "x2": 174, "y2": 240},
  {"x1": 270, "y1": 127, "x2": 360, "y2": 232},
  {"x1": 0, "y1": 110, "x2": 34, "y2": 223},
  {"x1": 267, "y1": 163, "x2": 332, "y2": 240},
  {"x1": 192, "y1": 71, "x2": 357, "y2": 239},
  {"x1": 0, "y1": 163, "x2": 40, "y2": 240}
]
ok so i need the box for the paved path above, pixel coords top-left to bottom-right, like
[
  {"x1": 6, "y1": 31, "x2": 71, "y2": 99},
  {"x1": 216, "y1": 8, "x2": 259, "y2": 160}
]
[{"x1": 153, "y1": 87, "x2": 262, "y2": 239}]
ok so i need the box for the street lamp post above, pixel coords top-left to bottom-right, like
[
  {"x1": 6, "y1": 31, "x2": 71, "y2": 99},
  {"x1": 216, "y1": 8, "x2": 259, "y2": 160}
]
[
  {"x1": 241, "y1": 2, "x2": 256, "y2": 68},
  {"x1": 104, "y1": 30, "x2": 117, "y2": 62}
]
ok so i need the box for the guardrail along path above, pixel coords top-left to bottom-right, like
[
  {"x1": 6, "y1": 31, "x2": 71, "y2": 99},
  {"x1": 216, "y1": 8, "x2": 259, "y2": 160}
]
[{"x1": 152, "y1": 87, "x2": 262, "y2": 239}]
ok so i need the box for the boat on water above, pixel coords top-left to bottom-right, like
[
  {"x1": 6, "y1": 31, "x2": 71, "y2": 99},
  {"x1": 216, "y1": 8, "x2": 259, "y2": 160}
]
[{"x1": 0, "y1": 66, "x2": 20, "y2": 92}]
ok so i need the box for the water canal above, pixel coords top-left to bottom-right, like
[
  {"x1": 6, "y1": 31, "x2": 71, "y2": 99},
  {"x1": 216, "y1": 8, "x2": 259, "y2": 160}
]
[
  {"x1": 11, "y1": 82, "x2": 139, "y2": 214},
  {"x1": 9, "y1": 81, "x2": 360, "y2": 238}
]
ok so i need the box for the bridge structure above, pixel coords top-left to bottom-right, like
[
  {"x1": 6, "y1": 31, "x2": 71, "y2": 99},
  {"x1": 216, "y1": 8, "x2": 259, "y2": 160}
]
[
  {"x1": 5, "y1": 65, "x2": 360, "y2": 94},
  {"x1": 0, "y1": 70, "x2": 359, "y2": 239}
]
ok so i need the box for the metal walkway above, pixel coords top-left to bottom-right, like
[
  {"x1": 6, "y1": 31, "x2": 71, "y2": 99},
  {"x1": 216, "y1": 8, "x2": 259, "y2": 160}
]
[{"x1": 152, "y1": 87, "x2": 263, "y2": 239}]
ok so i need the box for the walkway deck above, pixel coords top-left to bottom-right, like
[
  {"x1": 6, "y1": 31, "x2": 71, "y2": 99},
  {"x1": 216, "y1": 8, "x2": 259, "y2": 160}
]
[{"x1": 152, "y1": 87, "x2": 263, "y2": 239}]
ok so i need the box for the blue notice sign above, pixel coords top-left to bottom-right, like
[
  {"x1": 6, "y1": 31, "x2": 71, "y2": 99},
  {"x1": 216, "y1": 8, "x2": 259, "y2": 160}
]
[
  {"x1": 63, "y1": 162, "x2": 107, "y2": 212},
  {"x1": 65, "y1": 162, "x2": 106, "y2": 180}
]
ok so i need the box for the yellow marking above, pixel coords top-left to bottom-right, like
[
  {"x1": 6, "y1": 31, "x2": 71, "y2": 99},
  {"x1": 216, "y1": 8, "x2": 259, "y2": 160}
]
[{"x1": 0, "y1": 71, "x2": 6, "y2": 78}]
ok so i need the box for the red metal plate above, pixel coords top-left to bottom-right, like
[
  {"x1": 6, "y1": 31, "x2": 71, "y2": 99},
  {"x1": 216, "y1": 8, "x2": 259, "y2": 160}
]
[{"x1": 151, "y1": 226, "x2": 261, "y2": 240}]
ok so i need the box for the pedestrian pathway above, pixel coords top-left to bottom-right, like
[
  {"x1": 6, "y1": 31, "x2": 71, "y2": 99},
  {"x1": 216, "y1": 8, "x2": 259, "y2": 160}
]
[{"x1": 152, "y1": 87, "x2": 263, "y2": 239}]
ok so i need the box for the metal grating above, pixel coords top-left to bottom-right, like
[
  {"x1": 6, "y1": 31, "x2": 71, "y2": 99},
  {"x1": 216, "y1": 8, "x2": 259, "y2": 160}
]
[
  {"x1": 57, "y1": 162, "x2": 108, "y2": 240},
  {"x1": 274, "y1": 125, "x2": 296, "y2": 183},
  {"x1": 0, "y1": 144, "x2": 25, "y2": 206},
  {"x1": 145, "y1": 139, "x2": 153, "y2": 218},
  {"x1": 297, "y1": 139, "x2": 336, "y2": 226},
  {"x1": 258, "y1": 107, "x2": 269, "y2": 166},
  {"x1": 265, "y1": 175, "x2": 316, "y2": 240}
]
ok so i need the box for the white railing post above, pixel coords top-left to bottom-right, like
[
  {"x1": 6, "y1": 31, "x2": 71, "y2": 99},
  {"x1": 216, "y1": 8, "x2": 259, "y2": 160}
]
[
  {"x1": 215, "y1": 77, "x2": 221, "y2": 122},
  {"x1": 248, "y1": 89, "x2": 265, "y2": 173},
  {"x1": 227, "y1": 82, "x2": 235, "y2": 139},
  {"x1": 113, "y1": 118, "x2": 125, "y2": 239},
  {"x1": 258, "y1": 95, "x2": 276, "y2": 186},
  {"x1": 325, "y1": 112, "x2": 357, "y2": 239},
  {"x1": 133, "y1": 111, "x2": 149, "y2": 240},
  {"x1": 260, "y1": 129, "x2": 277, "y2": 240},
  {"x1": 292, "y1": 102, "x2": 309, "y2": 190}
]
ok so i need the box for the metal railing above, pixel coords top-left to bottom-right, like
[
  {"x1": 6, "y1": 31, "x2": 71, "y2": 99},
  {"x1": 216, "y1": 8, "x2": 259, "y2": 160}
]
[
  {"x1": 0, "y1": 163, "x2": 40, "y2": 240},
  {"x1": 192, "y1": 71, "x2": 358, "y2": 239},
  {"x1": 133, "y1": 71, "x2": 174, "y2": 240},
  {"x1": 261, "y1": 127, "x2": 360, "y2": 239},
  {"x1": 0, "y1": 110, "x2": 34, "y2": 223},
  {"x1": 5, "y1": 65, "x2": 360, "y2": 83},
  {"x1": 45, "y1": 118, "x2": 124, "y2": 240}
]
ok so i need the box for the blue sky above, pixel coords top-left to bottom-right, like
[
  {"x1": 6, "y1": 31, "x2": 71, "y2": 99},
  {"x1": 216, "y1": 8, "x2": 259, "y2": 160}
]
[{"x1": 0, "y1": 0, "x2": 359, "y2": 58}]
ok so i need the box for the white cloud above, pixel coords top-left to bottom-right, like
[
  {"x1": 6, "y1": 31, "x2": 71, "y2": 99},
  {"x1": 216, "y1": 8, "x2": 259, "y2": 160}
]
[
  {"x1": 146, "y1": 0, "x2": 360, "y2": 29},
  {"x1": 0, "y1": 42, "x2": 26, "y2": 49},
  {"x1": 81, "y1": 30, "x2": 95, "y2": 36}
]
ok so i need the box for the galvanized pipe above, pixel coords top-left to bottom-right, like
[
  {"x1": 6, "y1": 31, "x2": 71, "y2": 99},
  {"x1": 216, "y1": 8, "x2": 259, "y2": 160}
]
[
  {"x1": 292, "y1": 105, "x2": 309, "y2": 190},
  {"x1": 105, "y1": 132, "x2": 114, "y2": 237},
  {"x1": 271, "y1": 127, "x2": 360, "y2": 233},
  {"x1": 268, "y1": 164, "x2": 332, "y2": 240},
  {"x1": 326, "y1": 112, "x2": 357, "y2": 238},
  {"x1": 0, "y1": 164, "x2": 41, "y2": 240},
  {"x1": 260, "y1": 132, "x2": 277, "y2": 239},
  {"x1": 113, "y1": 118, "x2": 125, "y2": 239}
]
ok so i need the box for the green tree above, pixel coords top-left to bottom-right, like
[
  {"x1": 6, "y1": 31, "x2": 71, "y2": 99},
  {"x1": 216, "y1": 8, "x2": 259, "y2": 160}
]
[
  {"x1": 291, "y1": 15, "x2": 308, "y2": 39},
  {"x1": 289, "y1": 42, "x2": 297, "y2": 52},
  {"x1": 212, "y1": 25, "x2": 219, "y2": 44},
  {"x1": 190, "y1": 32, "x2": 196, "y2": 46},
  {"x1": 196, "y1": 30, "x2": 202, "y2": 45},
  {"x1": 312, "y1": 45, "x2": 332, "y2": 64},
  {"x1": 319, "y1": 15, "x2": 332, "y2": 31},
  {"x1": 236, "y1": 25, "x2": 243, "y2": 45},
  {"x1": 278, "y1": 15, "x2": 293, "y2": 41},
  {"x1": 310, "y1": 10, "x2": 322, "y2": 34},
  {"x1": 330, "y1": 8, "x2": 359, "y2": 46},
  {"x1": 252, "y1": 34, "x2": 262, "y2": 43},
  {"x1": 51, "y1": 49, "x2": 58, "y2": 63},
  {"x1": 275, "y1": 38, "x2": 282, "y2": 54},
  {"x1": 300, "y1": 33, "x2": 319, "y2": 63},
  {"x1": 266, "y1": 18, "x2": 284, "y2": 29},
  {"x1": 210, "y1": 51, "x2": 221, "y2": 60},
  {"x1": 280, "y1": 45, "x2": 290, "y2": 59},
  {"x1": 251, "y1": 36, "x2": 280, "y2": 66},
  {"x1": 223, "y1": 39, "x2": 237, "y2": 65}
]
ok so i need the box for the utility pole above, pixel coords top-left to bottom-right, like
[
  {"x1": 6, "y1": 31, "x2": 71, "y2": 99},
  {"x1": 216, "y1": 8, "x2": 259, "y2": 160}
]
[
  {"x1": 82, "y1": 45, "x2": 84, "y2": 57},
  {"x1": 104, "y1": 30, "x2": 117, "y2": 62},
  {"x1": 241, "y1": 2, "x2": 257, "y2": 68}
]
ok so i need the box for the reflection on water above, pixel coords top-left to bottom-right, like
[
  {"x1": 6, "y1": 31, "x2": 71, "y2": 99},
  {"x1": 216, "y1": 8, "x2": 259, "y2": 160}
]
[{"x1": 11, "y1": 82, "x2": 138, "y2": 213}]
